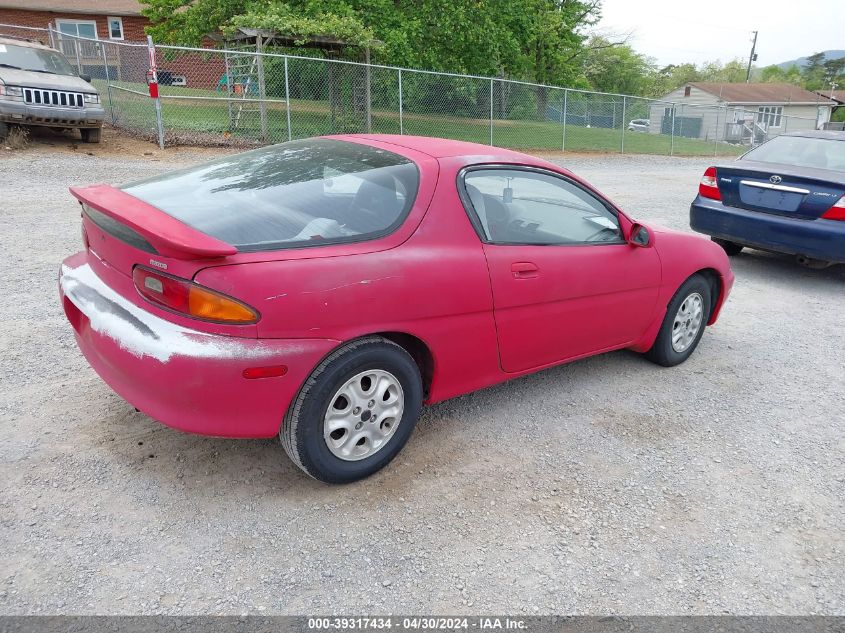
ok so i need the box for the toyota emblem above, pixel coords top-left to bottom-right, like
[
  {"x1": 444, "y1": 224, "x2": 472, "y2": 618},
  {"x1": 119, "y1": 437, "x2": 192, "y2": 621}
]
[{"x1": 770, "y1": 175, "x2": 782, "y2": 184}]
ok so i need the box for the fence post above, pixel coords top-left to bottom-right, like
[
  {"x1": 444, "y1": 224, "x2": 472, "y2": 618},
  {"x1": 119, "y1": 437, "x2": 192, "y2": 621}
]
[
  {"x1": 621, "y1": 96, "x2": 626, "y2": 154},
  {"x1": 562, "y1": 89, "x2": 568, "y2": 152},
  {"x1": 364, "y1": 47, "x2": 372, "y2": 134},
  {"x1": 398, "y1": 68, "x2": 403, "y2": 135},
  {"x1": 223, "y1": 51, "x2": 234, "y2": 129},
  {"x1": 146, "y1": 35, "x2": 165, "y2": 150},
  {"x1": 48, "y1": 25, "x2": 55, "y2": 49},
  {"x1": 489, "y1": 78, "x2": 494, "y2": 146},
  {"x1": 284, "y1": 56, "x2": 292, "y2": 142},
  {"x1": 255, "y1": 35, "x2": 269, "y2": 143},
  {"x1": 713, "y1": 104, "x2": 720, "y2": 157},
  {"x1": 73, "y1": 36, "x2": 83, "y2": 75},
  {"x1": 670, "y1": 104, "x2": 676, "y2": 156},
  {"x1": 100, "y1": 41, "x2": 116, "y2": 125}
]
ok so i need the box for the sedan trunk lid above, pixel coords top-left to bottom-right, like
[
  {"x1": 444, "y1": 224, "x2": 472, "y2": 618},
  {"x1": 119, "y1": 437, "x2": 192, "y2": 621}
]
[{"x1": 715, "y1": 161, "x2": 845, "y2": 220}]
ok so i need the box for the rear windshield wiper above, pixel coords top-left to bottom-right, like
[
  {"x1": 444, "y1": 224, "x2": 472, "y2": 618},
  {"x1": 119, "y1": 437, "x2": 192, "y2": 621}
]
[{"x1": 0, "y1": 63, "x2": 24, "y2": 70}]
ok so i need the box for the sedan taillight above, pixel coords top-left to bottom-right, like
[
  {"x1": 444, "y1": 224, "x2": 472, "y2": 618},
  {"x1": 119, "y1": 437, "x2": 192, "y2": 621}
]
[
  {"x1": 133, "y1": 266, "x2": 259, "y2": 324},
  {"x1": 699, "y1": 167, "x2": 721, "y2": 200},
  {"x1": 821, "y1": 195, "x2": 845, "y2": 221}
]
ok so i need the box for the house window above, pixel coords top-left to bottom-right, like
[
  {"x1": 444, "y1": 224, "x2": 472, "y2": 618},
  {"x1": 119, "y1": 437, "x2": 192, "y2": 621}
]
[
  {"x1": 684, "y1": 86, "x2": 691, "y2": 97},
  {"x1": 56, "y1": 19, "x2": 98, "y2": 40},
  {"x1": 107, "y1": 17, "x2": 124, "y2": 40},
  {"x1": 758, "y1": 105, "x2": 783, "y2": 128},
  {"x1": 55, "y1": 19, "x2": 98, "y2": 58}
]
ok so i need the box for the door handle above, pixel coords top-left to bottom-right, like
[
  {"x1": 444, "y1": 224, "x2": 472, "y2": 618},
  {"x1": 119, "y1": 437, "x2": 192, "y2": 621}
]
[{"x1": 511, "y1": 262, "x2": 539, "y2": 279}]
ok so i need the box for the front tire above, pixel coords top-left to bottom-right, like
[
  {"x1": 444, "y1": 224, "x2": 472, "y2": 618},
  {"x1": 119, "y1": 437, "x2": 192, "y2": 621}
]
[
  {"x1": 645, "y1": 274, "x2": 712, "y2": 367},
  {"x1": 712, "y1": 237, "x2": 743, "y2": 256},
  {"x1": 281, "y1": 337, "x2": 423, "y2": 483}
]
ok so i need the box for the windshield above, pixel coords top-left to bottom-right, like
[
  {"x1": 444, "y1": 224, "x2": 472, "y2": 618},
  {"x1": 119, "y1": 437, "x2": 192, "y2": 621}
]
[
  {"x1": 122, "y1": 139, "x2": 420, "y2": 252},
  {"x1": 0, "y1": 42, "x2": 77, "y2": 76},
  {"x1": 742, "y1": 135, "x2": 845, "y2": 171}
]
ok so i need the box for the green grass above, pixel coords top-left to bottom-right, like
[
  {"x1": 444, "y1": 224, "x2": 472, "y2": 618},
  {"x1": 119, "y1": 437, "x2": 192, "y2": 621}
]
[{"x1": 97, "y1": 80, "x2": 743, "y2": 157}]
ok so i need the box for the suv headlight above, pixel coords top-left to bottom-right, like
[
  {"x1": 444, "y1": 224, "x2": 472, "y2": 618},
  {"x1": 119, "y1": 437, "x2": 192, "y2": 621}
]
[
  {"x1": 0, "y1": 85, "x2": 24, "y2": 100},
  {"x1": 83, "y1": 93, "x2": 100, "y2": 104}
]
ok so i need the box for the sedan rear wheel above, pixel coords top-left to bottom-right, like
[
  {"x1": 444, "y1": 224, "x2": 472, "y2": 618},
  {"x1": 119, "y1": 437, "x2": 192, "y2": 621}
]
[
  {"x1": 281, "y1": 336, "x2": 423, "y2": 483},
  {"x1": 645, "y1": 274, "x2": 712, "y2": 367}
]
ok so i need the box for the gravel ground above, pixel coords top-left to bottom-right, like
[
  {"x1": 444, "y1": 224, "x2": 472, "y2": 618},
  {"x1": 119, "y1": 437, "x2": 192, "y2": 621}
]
[{"x1": 1, "y1": 133, "x2": 843, "y2": 615}]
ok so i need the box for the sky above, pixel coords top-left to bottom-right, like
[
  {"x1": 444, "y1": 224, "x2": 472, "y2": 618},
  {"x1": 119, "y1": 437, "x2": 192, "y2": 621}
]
[{"x1": 595, "y1": 0, "x2": 844, "y2": 68}]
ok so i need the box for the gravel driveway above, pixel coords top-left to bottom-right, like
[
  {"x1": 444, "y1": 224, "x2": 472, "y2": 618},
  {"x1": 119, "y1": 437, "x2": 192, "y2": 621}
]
[{"x1": 1, "y1": 136, "x2": 843, "y2": 615}]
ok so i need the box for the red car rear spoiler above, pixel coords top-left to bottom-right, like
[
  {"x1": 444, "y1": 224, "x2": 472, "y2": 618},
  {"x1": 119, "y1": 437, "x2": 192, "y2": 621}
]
[{"x1": 69, "y1": 184, "x2": 238, "y2": 260}]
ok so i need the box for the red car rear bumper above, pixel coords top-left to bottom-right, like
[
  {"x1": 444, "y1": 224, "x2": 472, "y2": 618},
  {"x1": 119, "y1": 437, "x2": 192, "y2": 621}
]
[{"x1": 59, "y1": 252, "x2": 338, "y2": 438}]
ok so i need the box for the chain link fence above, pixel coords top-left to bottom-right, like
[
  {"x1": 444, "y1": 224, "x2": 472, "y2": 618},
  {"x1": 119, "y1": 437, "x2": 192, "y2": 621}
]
[{"x1": 1, "y1": 23, "x2": 825, "y2": 155}]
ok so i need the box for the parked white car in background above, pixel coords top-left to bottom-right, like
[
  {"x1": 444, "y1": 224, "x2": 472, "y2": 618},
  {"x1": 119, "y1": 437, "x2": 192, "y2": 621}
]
[{"x1": 628, "y1": 119, "x2": 650, "y2": 132}]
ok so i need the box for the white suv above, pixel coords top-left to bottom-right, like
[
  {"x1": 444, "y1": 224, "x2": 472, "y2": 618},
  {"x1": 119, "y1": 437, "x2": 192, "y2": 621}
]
[{"x1": 0, "y1": 36, "x2": 105, "y2": 143}]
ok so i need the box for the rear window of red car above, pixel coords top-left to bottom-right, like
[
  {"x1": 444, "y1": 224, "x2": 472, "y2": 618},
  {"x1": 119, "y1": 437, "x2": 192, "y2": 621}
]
[{"x1": 121, "y1": 138, "x2": 420, "y2": 252}]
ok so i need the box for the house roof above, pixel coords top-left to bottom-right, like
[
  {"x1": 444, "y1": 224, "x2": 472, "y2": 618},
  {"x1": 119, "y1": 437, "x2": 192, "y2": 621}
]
[
  {"x1": 821, "y1": 90, "x2": 845, "y2": 104},
  {"x1": 0, "y1": 0, "x2": 143, "y2": 16},
  {"x1": 691, "y1": 82, "x2": 835, "y2": 105}
]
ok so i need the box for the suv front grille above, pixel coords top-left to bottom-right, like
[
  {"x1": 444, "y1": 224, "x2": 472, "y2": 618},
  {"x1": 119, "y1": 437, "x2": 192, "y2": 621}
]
[{"x1": 23, "y1": 88, "x2": 84, "y2": 108}]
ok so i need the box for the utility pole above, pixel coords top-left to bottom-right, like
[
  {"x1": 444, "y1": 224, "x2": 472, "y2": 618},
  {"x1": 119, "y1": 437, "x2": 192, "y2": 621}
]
[{"x1": 745, "y1": 31, "x2": 758, "y2": 83}]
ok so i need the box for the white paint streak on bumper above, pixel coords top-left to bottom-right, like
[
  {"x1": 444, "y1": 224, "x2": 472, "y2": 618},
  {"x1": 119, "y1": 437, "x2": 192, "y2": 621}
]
[{"x1": 60, "y1": 263, "x2": 275, "y2": 363}]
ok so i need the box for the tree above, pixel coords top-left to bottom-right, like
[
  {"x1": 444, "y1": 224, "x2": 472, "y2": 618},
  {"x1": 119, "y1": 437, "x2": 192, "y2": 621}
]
[
  {"x1": 822, "y1": 57, "x2": 845, "y2": 87},
  {"x1": 141, "y1": 0, "x2": 598, "y2": 78},
  {"x1": 698, "y1": 59, "x2": 747, "y2": 83},
  {"x1": 649, "y1": 63, "x2": 701, "y2": 97},
  {"x1": 516, "y1": 0, "x2": 602, "y2": 115},
  {"x1": 803, "y1": 52, "x2": 827, "y2": 90},
  {"x1": 759, "y1": 64, "x2": 803, "y2": 85},
  {"x1": 580, "y1": 37, "x2": 655, "y2": 96}
]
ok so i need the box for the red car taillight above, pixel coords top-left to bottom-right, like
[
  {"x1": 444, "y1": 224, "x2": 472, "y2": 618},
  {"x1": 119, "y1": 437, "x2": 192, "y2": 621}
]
[
  {"x1": 699, "y1": 167, "x2": 721, "y2": 200},
  {"x1": 132, "y1": 266, "x2": 259, "y2": 324},
  {"x1": 821, "y1": 195, "x2": 845, "y2": 221}
]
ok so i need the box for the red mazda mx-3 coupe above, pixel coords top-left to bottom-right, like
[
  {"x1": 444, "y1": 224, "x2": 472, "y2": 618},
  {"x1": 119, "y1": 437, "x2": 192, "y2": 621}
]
[{"x1": 59, "y1": 135, "x2": 734, "y2": 482}]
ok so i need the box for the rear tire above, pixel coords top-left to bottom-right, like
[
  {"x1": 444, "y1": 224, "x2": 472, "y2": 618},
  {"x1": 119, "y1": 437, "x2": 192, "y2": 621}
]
[
  {"x1": 281, "y1": 336, "x2": 423, "y2": 484},
  {"x1": 645, "y1": 274, "x2": 712, "y2": 367},
  {"x1": 80, "y1": 127, "x2": 101, "y2": 143},
  {"x1": 712, "y1": 237, "x2": 743, "y2": 256}
]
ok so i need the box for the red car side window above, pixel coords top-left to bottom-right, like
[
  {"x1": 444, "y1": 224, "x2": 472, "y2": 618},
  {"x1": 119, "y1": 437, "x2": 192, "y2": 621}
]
[{"x1": 462, "y1": 168, "x2": 622, "y2": 246}]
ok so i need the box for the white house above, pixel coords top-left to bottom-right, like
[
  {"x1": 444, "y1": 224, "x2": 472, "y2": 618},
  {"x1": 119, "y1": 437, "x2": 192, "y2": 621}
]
[{"x1": 650, "y1": 83, "x2": 836, "y2": 144}]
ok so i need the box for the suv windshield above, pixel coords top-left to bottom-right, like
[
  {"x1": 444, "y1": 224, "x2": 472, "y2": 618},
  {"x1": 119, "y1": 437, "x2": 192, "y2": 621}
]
[
  {"x1": 0, "y1": 42, "x2": 77, "y2": 76},
  {"x1": 122, "y1": 139, "x2": 420, "y2": 251},
  {"x1": 743, "y1": 135, "x2": 845, "y2": 171}
]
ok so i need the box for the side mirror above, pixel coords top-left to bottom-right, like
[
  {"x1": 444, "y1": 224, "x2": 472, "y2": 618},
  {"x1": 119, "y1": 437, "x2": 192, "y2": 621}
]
[
  {"x1": 628, "y1": 223, "x2": 651, "y2": 248},
  {"x1": 80, "y1": 73, "x2": 92, "y2": 83}
]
